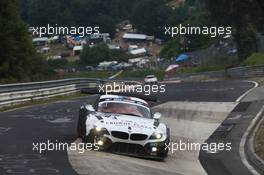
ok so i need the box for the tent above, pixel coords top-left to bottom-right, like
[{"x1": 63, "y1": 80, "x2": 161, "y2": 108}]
[
  {"x1": 165, "y1": 64, "x2": 180, "y2": 72},
  {"x1": 176, "y1": 54, "x2": 189, "y2": 62}
]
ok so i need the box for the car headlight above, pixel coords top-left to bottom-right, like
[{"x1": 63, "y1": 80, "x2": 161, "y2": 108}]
[
  {"x1": 95, "y1": 126, "x2": 102, "y2": 132},
  {"x1": 93, "y1": 125, "x2": 110, "y2": 135},
  {"x1": 150, "y1": 133, "x2": 163, "y2": 140}
]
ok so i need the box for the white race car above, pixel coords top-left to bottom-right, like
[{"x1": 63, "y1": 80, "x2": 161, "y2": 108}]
[
  {"x1": 144, "y1": 75, "x2": 158, "y2": 84},
  {"x1": 77, "y1": 94, "x2": 170, "y2": 159}
]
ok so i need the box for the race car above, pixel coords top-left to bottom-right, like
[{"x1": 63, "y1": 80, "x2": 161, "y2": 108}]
[
  {"x1": 144, "y1": 75, "x2": 158, "y2": 84},
  {"x1": 77, "y1": 94, "x2": 170, "y2": 159}
]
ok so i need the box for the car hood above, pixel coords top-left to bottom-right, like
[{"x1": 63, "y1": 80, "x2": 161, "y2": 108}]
[{"x1": 94, "y1": 112, "x2": 156, "y2": 135}]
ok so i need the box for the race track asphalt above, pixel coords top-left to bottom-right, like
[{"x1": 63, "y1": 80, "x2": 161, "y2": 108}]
[{"x1": 0, "y1": 80, "x2": 255, "y2": 175}]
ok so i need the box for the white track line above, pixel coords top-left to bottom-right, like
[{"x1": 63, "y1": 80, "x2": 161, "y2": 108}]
[
  {"x1": 236, "y1": 81, "x2": 258, "y2": 102},
  {"x1": 239, "y1": 105, "x2": 264, "y2": 175},
  {"x1": 236, "y1": 80, "x2": 261, "y2": 175},
  {"x1": 161, "y1": 80, "x2": 182, "y2": 84},
  {"x1": 108, "y1": 70, "x2": 123, "y2": 80}
]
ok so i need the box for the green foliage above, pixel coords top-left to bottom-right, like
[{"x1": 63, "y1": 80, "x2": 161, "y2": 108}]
[
  {"x1": 255, "y1": 121, "x2": 264, "y2": 160},
  {"x1": 80, "y1": 44, "x2": 132, "y2": 65},
  {"x1": 236, "y1": 24, "x2": 258, "y2": 61},
  {"x1": 160, "y1": 39, "x2": 180, "y2": 59},
  {"x1": 179, "y1": 65, "x2": 226, "y2": 74},
  {"x1": 19, "y1": 0, "x2": 191, "y2": 40},
  {"x1": 161, "y1": 2, "x2": 213, "y2": 58},
  {"x1": 204, "y1": 0, "x2": 262, "y2": 60},
  {"x1": 0, "y1": 0, "x2": 53, "y2": 83},
  {"x1": 131, "y1": 0, "x2": 172, "y2": 39},
  {"x1": 63, "y1": 71, "x2": 115, "y2": 79},
  {"x1": 15, "y1": 0, "x2": 264, "y2": 76},
  {"x1": 183, "y1": 8, "x2": 213, "y2": 51},
  {"x1": 47, "y1": 59, "x2": 68, "y2": 69},
  {"x1": 241, "y1": 53, "x2": 264, "y2": 66},
  {"x1": 20, "y1": 0, "x2": 136, "y2": 36}
]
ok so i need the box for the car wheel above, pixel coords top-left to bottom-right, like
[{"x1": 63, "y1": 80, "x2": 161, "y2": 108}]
[
  {"x1": 77, "y1": 108, "x2": 87, "y2": 138},
  {"x1": 162, "y1": 128, "x2": 170, "y2": 157},
  {"x1": 83, "y1": 135, "x2": 91, "y2": 143},
  {"x1": 77, "y1": 120, "x2": 85, "y2": 138}
]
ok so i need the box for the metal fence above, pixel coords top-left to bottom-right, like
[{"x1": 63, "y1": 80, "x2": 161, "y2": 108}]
[
  {"x1": 227, "y1": 65, "x2": 264, "y2": 78},
  {"x1": 0, "y1": 78, "x2": 102, "y2": 108},
  {"x1": 167, "y1": 65, "x2": 264, "y2": 81},
  {"x1": 0, "y1": 77, "x2": 143, "y2": 108},
  {"x1": 1, "y1": 65, "x2": 264, "y2": 108}
]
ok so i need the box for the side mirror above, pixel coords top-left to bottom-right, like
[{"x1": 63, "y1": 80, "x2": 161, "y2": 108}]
[
  {"x1": 153, "y1": 112, "x2": 161, "y2": 120},
  {"x1": 85, "y1": 104, "x2": 95, "y2": 112}
]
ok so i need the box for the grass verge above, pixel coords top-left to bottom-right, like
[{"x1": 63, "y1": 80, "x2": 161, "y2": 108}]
[
  {"x1": 0, "y1": 92, "x2": 87, "y2": 112},
  {"x1": 178, "y1": 65, "x2": 227, "y2": 74},
  {"x1": 255, "y1": 120, "x2": 264, "y2": 160},
  {"x1": 63, "y1": 71, "x2": 117, "y2": 79},
  {"x1": 241, "y1": 53, "x2": 264, "y2": 66}
]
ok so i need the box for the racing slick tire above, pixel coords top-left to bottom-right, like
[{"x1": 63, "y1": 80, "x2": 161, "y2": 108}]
[
  {"x1": 158, "y1": 128, "x2": 170, "y2": 159},
  {"x1": 77, "y1": 107, "x2": 87, "y2": 138}
]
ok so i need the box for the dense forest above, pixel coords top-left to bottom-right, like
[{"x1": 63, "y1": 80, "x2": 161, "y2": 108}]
[
  {"x1": 204, "y1": 0, "x2": 264, "y2": 60},
  {"x1": 19, "y1": 0, "x2": 181, "y2": 38},
  {"x1": 0, "y1": 0, "x2": 53, "y2": 83}
]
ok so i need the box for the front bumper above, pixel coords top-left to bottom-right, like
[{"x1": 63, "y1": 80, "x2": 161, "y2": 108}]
[
  {"x1": 87, "y1": 129, "x2": 168, "y2": 159},
  {"x1": 96, "y1": 136, "x2": 168, "y2": 159}
]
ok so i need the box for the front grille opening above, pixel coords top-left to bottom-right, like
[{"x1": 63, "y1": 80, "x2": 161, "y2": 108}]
[
  {"x1": 111, "y1": 131, "x2": 129, "y2": 140},
  {"x1": 111, "y1": 142, "x2": 143, "y2": 154},
  {"x1": 130, "y1": 134, "x2": 148, "y2": 141}
]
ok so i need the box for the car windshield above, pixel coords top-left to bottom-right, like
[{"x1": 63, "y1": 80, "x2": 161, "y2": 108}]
[
  {"x1": 146, "y1": 75, "x2": 155, "y2": 78},
  {"x1": 98, "y1": 102, "x2": 151, "y2": 118}
]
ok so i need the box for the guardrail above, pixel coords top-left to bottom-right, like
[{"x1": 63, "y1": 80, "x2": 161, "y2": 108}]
[
  {"x1": 0, "y1": 76, "x2": 142, "y2": 109},
  {"x1": 227, "y1": 65, "x2": 264, "y2": 78},
  {"x1": 1, "y1": 65, "x2": 263, "y2": 109},
  {"x1": 166, "y1": 65, "x2": 264, "y2": 81},
  {"x1": 0, "y1": 78, "x2": 103, "y2": 108}
]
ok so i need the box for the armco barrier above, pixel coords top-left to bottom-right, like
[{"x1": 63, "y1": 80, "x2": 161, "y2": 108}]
[
  {"x1": 227, "y1": 65, "x2": 264, "y2": 78},
  {"x1": 166, "y1": 65, "x2": 264, "y2": 81},
  {"x1": 1, "y1": 65, "x2": 263, "y2": 108},
  {"x1": 0, "y1": 78, "x2": 102, "y2": 108}
]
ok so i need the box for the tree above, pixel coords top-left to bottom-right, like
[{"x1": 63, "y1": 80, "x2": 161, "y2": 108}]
[
  {"x1": 80, "y1": 44, "x2": 131, "y2": 65},
  {"x1": 204, "y1": 0, "x2": 260, "y2": 60},
  {"x1": 27, "y1": 0, "x2": 61, "y2": 25},
  {"x1": 80, "y1": 44, "x2": 111, "y2": 66},
  {"x1": 161, "y1": 2, "x2": 212, "y2": 58},
  {"x1": 160, "y1": 39, "x2": 180, "y2": 59},
  {"x1": 47, "y1": 59, "x2": 68, "y2": 69},
  {"x1": 0, "y1": 0, "x2": 52, "y2": 83},
  {"x1": 131, "y1": 0, "x2": 172, "y2": 39},
  {"x1": 95, "y1": 14, "x2": 116, "y2": 36}
]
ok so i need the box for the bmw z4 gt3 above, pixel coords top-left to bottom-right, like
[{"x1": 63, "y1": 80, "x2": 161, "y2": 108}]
[{"x1": 77, "y1": 94, "x2": 170, "y2": 159}]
